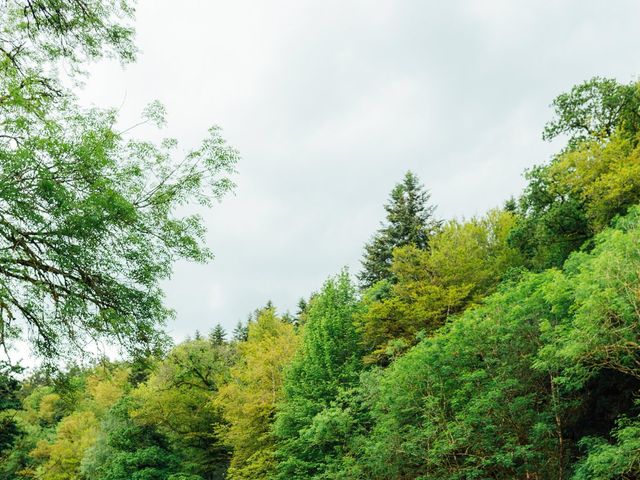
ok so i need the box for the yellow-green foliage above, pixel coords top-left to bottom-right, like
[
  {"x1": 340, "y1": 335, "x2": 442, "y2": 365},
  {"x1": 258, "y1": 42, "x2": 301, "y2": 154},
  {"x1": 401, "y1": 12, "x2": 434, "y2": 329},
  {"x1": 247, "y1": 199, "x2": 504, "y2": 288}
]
[
  {"x1": 131, "y1": 339, "x2": 231, "y2": 438},
  {"x1": 358, "y1": 209, "x2": 521, "y2": 362},
  {"x1": 215, "y1": 308, "x2": 299, "y2": 479},
  {"x1": 354, "y1": 206, "x2": 640, "y2": 480},
  {"x1": 85, "y1": 368, "x2": 129, "y2": 416},
  {"x1": 549, "y1": 132, "x2": 640, "y2": 230},
  {"x1": 32, "y1": 411, "x2": 98, "y2": 480},
  {"x1": 22, "y1": 366, "x2": 129, "y2": 480},
  {"x1": 130, "y1": 339, "x2": 233, "y2": 477},
  {"x1": 37, "y1": 394, "x2": 62, "y2": 426}
]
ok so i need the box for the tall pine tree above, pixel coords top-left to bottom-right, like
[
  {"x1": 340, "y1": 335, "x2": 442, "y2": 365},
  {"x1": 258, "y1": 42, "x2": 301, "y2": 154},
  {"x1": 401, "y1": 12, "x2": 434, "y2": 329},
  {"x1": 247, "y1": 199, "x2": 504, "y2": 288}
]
[
  {"x1": 209, "y1": 324, "x2": 227, "y2": 345},
  {"x1": 359, "y1": 171, "x2": 440, "y2": 289}
]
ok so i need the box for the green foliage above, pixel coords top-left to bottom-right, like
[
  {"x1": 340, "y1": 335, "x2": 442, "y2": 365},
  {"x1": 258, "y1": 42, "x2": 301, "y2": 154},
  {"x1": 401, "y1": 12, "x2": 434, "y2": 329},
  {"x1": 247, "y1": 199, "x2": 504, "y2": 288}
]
[
  {"x1": 0, "y1": 362, "x2": 23, "y2": 457},
  {"x1": 572, "y1": 412, "x2": 640, "y2": 480},
  {"x1": 231, "y1": 321, "x2": 249, "y2": 342},
  {"x1": 0, "y1": 364, "x2": 125, "y2": 479},
  {"x1": 508, "y1": 163, "x2": 591, "y2": 270},
  {"x1": 358, "y1": 209, "x2": 522, "y2": 363},
  {"x1": 511, "y1": 78, "x2": 640, "y2": 271},
  {"x1": 31, "y1": 410, "x2": 99, "y2": 480},
  {"x1": 209, "y1": 324, "x2": 227, "y2": 346},
  {"x1": 543, "y1": 77, "x2": 640, "y2": 148},
  {"x1": 548, "y1": 132, "x2": 640, "y2": 231},
  {"x1": 273, "y1": 272, "x2": 362, "y2": 479},
  {"x1": 359, "y1": 171, "x2": 440, "y2": 289},
  {"x1": 215, "y1": 307, "x2": 299, "y2": 479},
  {"x1": 344, "y1": 206, "x2": 640, "y2": 479},
  {"x1": 535, "y1": 206, "x2": 640, "y2": 384},
  {"x1": 131, "y1": 339, "x2": 234, "y2": 479},
  {"x1": 81, "y1": 397, "x2": 185, "y2": 480},
  {"x1": 0, "y1": 0, "x2": 238, "y2": 360},
  {"x1": 354, "y1": 271, "x2": 567, "y2": 479},
  {"x1": 1, "y1": 0, "x2": 136, "y2": 68},
  {"x1": 510, "y1": 132, "x2": 640, "y2": 271},
  {"x1": 0, "y1": 343, "x2": 233, "y2": 479}
]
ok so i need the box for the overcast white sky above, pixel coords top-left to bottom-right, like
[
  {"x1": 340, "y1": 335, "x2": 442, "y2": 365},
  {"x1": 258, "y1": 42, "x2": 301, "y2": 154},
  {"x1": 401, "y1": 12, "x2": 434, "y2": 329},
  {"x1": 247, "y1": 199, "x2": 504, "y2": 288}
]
[{"x1": 78, "y1": 0, "x2": 640, "y2": 341}]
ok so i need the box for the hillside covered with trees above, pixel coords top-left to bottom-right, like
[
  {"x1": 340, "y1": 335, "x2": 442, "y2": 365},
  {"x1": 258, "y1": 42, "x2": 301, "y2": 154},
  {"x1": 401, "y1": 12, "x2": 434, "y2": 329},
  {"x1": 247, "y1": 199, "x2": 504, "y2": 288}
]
[{"x1": 2, "y1": 1, "x2": 640, "y2": 479}]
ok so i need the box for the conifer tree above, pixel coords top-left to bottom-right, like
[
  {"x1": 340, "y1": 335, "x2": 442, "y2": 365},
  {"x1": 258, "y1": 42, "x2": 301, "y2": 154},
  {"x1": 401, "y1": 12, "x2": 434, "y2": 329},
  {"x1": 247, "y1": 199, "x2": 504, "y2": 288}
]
[
  {"x1": 209, "y1": 324, "x2": 227, "y2": 346},
  {"x1": 0, "y1": 363, "x2": 22, "y2": 457},
  {"x1": 232, "y1": 321, "x2": 249, "y2": 342},
  {"x1": 359, "y1": 171, "x2": 440, "y2": 289}
]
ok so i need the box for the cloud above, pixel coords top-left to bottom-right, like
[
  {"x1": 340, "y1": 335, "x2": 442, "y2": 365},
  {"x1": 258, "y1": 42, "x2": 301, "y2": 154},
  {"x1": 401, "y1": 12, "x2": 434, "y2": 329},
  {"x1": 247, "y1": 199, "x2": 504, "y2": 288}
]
[
  {"x1": 76, "y1": 0, "x2": 640, "y2": 341},
  {"x1": 208, "y1": 283, "x2": 225, "y2": 310}
]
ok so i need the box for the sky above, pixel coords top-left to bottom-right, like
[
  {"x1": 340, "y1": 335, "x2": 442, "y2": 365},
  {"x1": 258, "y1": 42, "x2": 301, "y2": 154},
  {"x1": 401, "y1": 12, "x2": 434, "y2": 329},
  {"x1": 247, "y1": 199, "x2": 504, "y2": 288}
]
[{"x1": 77, "y1": 0, "x2": 640, "y2": 342}]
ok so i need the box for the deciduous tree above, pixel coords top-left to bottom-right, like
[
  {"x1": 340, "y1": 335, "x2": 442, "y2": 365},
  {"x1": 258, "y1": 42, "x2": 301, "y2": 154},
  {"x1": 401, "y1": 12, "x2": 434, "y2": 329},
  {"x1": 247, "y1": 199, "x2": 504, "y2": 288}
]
[
  {"x1": 0, "y1": 0, "x2": 239, "y2": 360},
  {"x1": 274, "y1": 272, "x2": 362, "y2": 479},
  {"x1": 215, "y1": 307, "x2": 299, "y2": 479}
]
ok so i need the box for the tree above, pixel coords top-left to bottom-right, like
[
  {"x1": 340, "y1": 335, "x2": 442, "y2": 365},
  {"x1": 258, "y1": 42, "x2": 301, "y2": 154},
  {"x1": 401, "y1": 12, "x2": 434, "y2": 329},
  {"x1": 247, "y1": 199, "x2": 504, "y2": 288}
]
[
  {"x1": 536, "y1": 206, "x2": 640, "y2": 384},
  {"x1": 31, "y1": 410, "x2": 99, "y2": 480},
  {"x1": 80, "y1": 397, "x2": 185, "y2": 480},
  {"x1": 232, "y1": 321, "x2": 248, "y2": 343},
  {"x1": 356, "y1": 270, "x2": 570, "y2": 480},
  {"x1": 294, "y1": 298, "x2": 308, "y2": 326},
  {"x1": 273, "y1": 272, "x2": 362, "y2": 479},
  {"x1": 358, "y1": 171, "x2": 440, "y2": 289},
  {"x1": 547, "y1": 132, "x2": 640, "y2": 231},
  {"x1": 15, "y1": 365, "x2": 128, "y2": 480},
  {"x1": 131, "y1": 339, "x2": 234, "y2": 479},
  {"x1": 350, "y1": 205, "x2": 640, "y2": 480},
  {"x1": 572, "y1": 413, "x2": 640, "y2": 480},
  {"x1": 509, "y1": 78, "x2": 640, "y2": 271},
  {"x1": 543, "y1": 77, "x2": 640, "y2": 148},
  {"x1": 510, "y1": 127, "x2": 640, "y2": 270},
  {"x1": 0, "y1": 362, "x2": 22, "y2": 457},
  {"x1": 215, "y1": 307, "x2": 299, "y2": 479},
  {"x1": 358, "y1": 209, "x2": 522, "y2": 363},
  {"x1": 508, "y1": 164, "x2": 591, "y2": 270},
  {"x1": 0, "y1": 0, "x2": 239, "y2": 359},
  {"x1": 209, "y1": 324, "x2": 227, "y2": 346}
]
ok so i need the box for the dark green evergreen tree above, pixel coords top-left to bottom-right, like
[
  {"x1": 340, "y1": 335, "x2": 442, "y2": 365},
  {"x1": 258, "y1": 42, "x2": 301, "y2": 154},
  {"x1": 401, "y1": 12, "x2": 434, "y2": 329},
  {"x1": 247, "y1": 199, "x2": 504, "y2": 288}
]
[
  {"x1": 0, "y1": 363, "x2": 22, "y2": 458},
  {"x1": 232, "y1": 320, "x2": 249, "y2": 342},
  {"x1": 358, "y1": 171, "x2": 440, "y2": 289},
  {"x1": 209, "y1": 324, "x2": 227, "y2": 346}
]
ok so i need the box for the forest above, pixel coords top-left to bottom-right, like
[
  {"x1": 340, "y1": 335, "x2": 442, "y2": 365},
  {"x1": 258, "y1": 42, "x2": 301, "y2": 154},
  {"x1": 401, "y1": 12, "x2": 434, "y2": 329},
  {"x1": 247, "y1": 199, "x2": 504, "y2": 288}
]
[{"x1": 1, "y1": 1, "x2": 640, "y2": 479}]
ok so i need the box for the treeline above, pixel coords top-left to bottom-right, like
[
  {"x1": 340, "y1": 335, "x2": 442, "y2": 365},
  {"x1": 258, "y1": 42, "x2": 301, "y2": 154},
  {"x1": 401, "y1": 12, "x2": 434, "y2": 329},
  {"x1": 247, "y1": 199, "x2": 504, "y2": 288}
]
[{"x1": 2, "y1": 76, "x2": 640, "y2": 479}]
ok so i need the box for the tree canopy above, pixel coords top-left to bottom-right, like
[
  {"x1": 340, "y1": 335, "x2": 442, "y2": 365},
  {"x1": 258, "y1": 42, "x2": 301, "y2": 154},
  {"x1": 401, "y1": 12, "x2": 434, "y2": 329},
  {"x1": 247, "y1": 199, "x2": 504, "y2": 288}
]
[{"x1": 0, "y1": 0, "x2": 238, "y2": 360}]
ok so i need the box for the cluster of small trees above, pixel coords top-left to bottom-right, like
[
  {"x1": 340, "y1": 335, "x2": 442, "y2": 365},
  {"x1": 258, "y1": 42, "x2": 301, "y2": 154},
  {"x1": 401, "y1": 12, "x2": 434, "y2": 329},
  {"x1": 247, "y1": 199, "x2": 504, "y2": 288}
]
[
  {"x1": 2, "y1": 1, "x2": 640, "y2": 479},
  {"x1": 0, "y1": 334, "x2": 234, "y2": 479}
]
